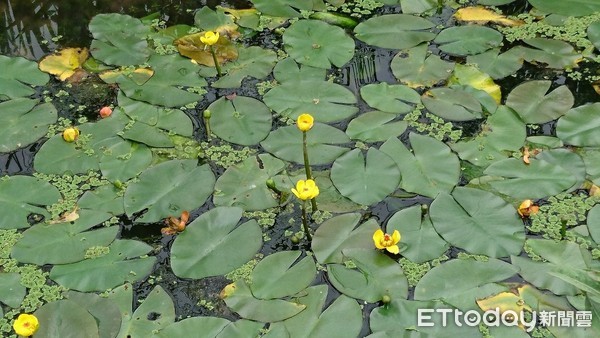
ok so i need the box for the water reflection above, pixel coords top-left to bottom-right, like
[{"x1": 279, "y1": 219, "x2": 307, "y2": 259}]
[{"x1": 0, "y1": 0, "x2": 251, "y2": 59}]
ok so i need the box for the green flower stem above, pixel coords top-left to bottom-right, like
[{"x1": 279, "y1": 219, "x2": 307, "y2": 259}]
[
  {"x1": 302, "y1": 131, "x2": 318, "y2": 212},
  {"x1": 301, "y1": 200, "x2": 312, "y2": 242},
  {"x1": 209, "y1": 46, "x2": 222, "y2": 77},
  {"x1": 203, "y1": 110, "x2": 212, "y2": 140}
]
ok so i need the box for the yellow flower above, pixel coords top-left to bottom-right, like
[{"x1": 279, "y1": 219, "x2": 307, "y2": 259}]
[
  {"x1": 13, "y1": 314, "x2": 39, "y2": 337},
  {"x1": 291, "y1": 179, "x2": 319, "y2": 200},
  {"x1": 373, "y1": 229, "x2": 401, "y2": 254},
  {"x1": 200, "y1": 31, "x2": 220, "y2": 46},
  {"x1": 62, "y1": 127, "x2": 80, "y2": 142},
  {"x1": 517, "y1": 199, "x2": 539, "y2": 218},
  {"x1": 297, "y1": 113, "x2": 314, "y2": 132}
]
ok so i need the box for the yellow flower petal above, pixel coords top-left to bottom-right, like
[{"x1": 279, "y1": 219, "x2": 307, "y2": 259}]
[
  {"x1": 391, "y1": 230, "x2": 401, "y2": 244},
  {"x1": 373, "y1": 229, "x2": 385, "y2": 249},
  {"x1": 291, "y1": 188, "x2": 301, "y2": 199},
  {"x1": 62, "y1": 127, "x2": 80, "y2": 142},
  {"x1": 13, "y1": 314, "x2": 39, "y2": 337},
  {"x1": 297, "y1": 113, "x2": 314, "y2": 132},
  {"x1": 200, "y1": 31, "x2": 220, "y2": 46},
  {"x1": 386, "y1": 245, "x2": 400, "y2": 255}
]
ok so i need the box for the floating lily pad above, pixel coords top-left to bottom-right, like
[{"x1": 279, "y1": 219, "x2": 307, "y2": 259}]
[
  {"x1": 272, "y1": 57, "x2": 326, "y2": 83},
  {"x1": 171, "y1": 207, "x2": 262, "y2": 279},
  {"x1": 345, "y1": 111, "x2": 407, "y2": 142},
  {"x1": 448, "y1": 64, "x2": 501, "y2": 104},
  {"x1": 89, "y1": 13, "x2": 151, "y2": 66},
  {"x1": 380, "y1": 134, "x2": 460, "y2": 198},
  {"x1": 390, "y1": 44, "x2": 455, "y2": 88},
  {"x1": 0, "y1": 55, "x2": 49, "y2": 99},
  {"x1": 97, "y1": 137, "x2": 153, "y2": 182},
  {"x1": 589, "y1": 22, "x2": 600, "y2": 50},
  {"x1": 50, "y1": 239, "x2": 156, "y2": 292},
  {"x1": 505, "y1": 80, "x2": 573, "y2": 124},
  {"x1": 528, "y1": 0, "x2": 600, "y2": 17},
  {"x1": 467, "y1": 48, "x2": 523, "y2": 79},
  {"x1": 251, "y1": 0, "x2": 314, "y2": 17},
  {"x1": 38, "y1": 48, "x2": 89, "y2": 81},
  {"x1": 581, "y1": 149, "x2": 600, "y2": 185},
  {"x1": 118, "y1": 93, "x2": 193, "y2": 137},
  {"x1": 208, "y1": 96, "x2": 272, "y2": 146},
  {"x1": 213, "y1": 154, "x2": 285, "y2": 211},
  {"x1": 422, "y1": 86, "x2": 483, "y2": 121},
  {"x1": 430, "y1": 187, "x2": 525, "y2": 258},
  {"x1": 250, "y1": 251, "x2": 316, "y2": 299},
  {"x1": 284, "y1": 20, "x2": 354, "y2": 69},
  {"x1": 157, "y1": 318, "x2": 264, "y2": 338},
  {"x1": 513, "y1": 38, "x2": 582, "y2": 69},
  {"x1": 536, "y1": 149, "x2": 586, "y2": 193},
  {"x1": 78, "y1": 185, "x2": 125, "y2": 216},
  {"x1": 0, "y1": 273, "x2": 26, "y2": 308},
  {"x1": 434, "y1": 26, "x2": 503, "y2": 56},
  {"x1": 331, "y1": 148, "x2": 401, "y2": 205},
  {"x1": 210, "y1": 46, "x2": 277, "y2": 88},
  {"x1": 0, "y1": 176, "x2": 60, "y2": 229},
  {"x1": 354, "y1": 14, "x2": 436, "y2": 50},
  {"x1": 66, "y1": 291, "x2": 122, "y2": 338},
  {"x1": 0, "y1": 98, "x2": 57, "y2": 153},
  {"x1": 34, "y1": 300, "x2": 102, "y2": 338},
  {"x1": 557, "y1": 103, "x2": 600, "y2": 146},
  {"x1": 261, "y1": 123, "x2": 351, "y2": 165},
  {"x1": 360, "y1": 83, "x2": 420, "y2": 114},
  {"x1": 124, "y1": 160, "x2": 215, "y2": 223},
  {"x1": 175, "y1": 32, "x2": 239, "y2": 67}
]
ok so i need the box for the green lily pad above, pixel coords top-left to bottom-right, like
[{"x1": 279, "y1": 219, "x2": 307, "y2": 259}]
[
  {"x1": 0, "y1": 98, "x2": 57, "y2": 153},
  {"x1": 208, "y1": 96, "x2": 272, "y2": 146},
  {"x1": 66, "y1": 291, "x2": 122, "y2": 338},
  {"x1": 261, "y1": 123, "x2": 350, "y2": 165},
  {"x1": 512, "y1": 38, "x2": 582, "y2": 69},
  {"x1": 89, "y1": 13, "x2": 151, "y2": 66},
  {"x1": 0, "y1": 55, "x2": 49, "y2": 99},
  {"x1": 0, "y1": 175, "x2": 60, "y2": 229},
  {"x1": 354, "y1": 14, "x2": 436, "y2": 50},
  {"x1": 210, "y1": 46, "x2": 277, "y2": 88},
  {"x1": 466, "y1": 48, "x2": 524, "y2": 79},
  {"x1": 78, "y1": 185, "x2": 125, "y2": 216},
  {"x1": 422, "y1": 87, "x2": 483, "y2": 121},
  {"x1": 328, "y1": 249, "x2": 408, "y2": 302},
  {"x1": 272, "y1": 57, "x2": 325, "y2": 83},
  {"x1": 505, "y1": 80, "x2": 573, "y2": 124},
  {"x1": 0, "y1": 273, "x2": 25, "y2": 308},
  {"x1": 400, "y1": 0, "x2": 437, "y2": 13},
  {"x1": 157, "y1": 318, "x2": 264, "y2": 338},
  {"x1": 434, "y1": 26, "x2": 503, "y2": 56},
  {"x1": 331, "y1": 148, "x2": 400, "y2": 205},
  {"x1": 557, "y1": 103, "x2": 600, "y2": 146},
  {"x1": 528, "y1": 0, "x2": 600, "y2": 17},
  {"x1": 34, "y1": 300, "x2": 101, "y2": 338},
  {"x1": 345, "y1": 111, "x2": 407, "y2": 142},
  {"x1": 121, "y1": 121, "x2": 174, "y2": 148},
  {"x1": 390, "y1": 44, "x2": 455, "y2": 88},
  {"x1": 193, "y1": 6, "x2": 235, "y2": 30},
  {"x1": 581, "y1": 150, "x2": 600, "y2": 186},
  {"x1": 414, "y1": 258, "x2": 519, "y2": 300},
  {"x1": 312, "y1": 213, "x2": 380, "y2": 264},
  {"x1": 360, "y1": 83, "x2": 421, "y2": 114},
  {"x1": 284, "y1": 20, "x2": 354, "y2": 69},
  {"x1": 299, "y1": 170, "x2": 363, "y2": 213},
  {"x1": 250, "y1": 251, "x2": 317, "y2": 299},
  {"x1": 536, "y1": 149, "x2": 586, "y2": 192},
  {"x1": 171, "y1": 207, "x2": 262, "y2": 279},
  {"x1": 430, "y1": 187, "x2": 525, "y2": 258},
  {"x1": 50, "y1": 239, "x2": 156, "y2": 292},
  {"x1": 97, "y1": 137, "x2": 153, "y2": 182},
  {"x1": 213, "y1": 154, "x2": 285, "y2": 211},
  {"x1": 380, "y1": 134, "x2": 460, "y2": 198},
  {"x1": 124, "y1": 160, "x2": 215, "y2": 223},
  {"x1": 589, "y1": 22, "x2": 600, "y2": 50},
  {"x1": 386, "y1": 205, "x2": 449, "y2": 264},
  {"x1": 251, "y1": 0, "x2": 315, "y2": 17}
]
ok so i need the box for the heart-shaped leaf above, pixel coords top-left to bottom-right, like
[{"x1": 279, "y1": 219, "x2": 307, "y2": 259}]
[
  {"x1": 0, "y1": 176, "x2": 60, "y2": 229},
  {"x1": 0, "y1": 273, "x2": 26, "y2": 308},
  {"x1": 391, "y1": 44, "x2": 455, "y2": 88},
  {"x1": 467, "y1": 48, "x2": 523, "y2": 79},
  {"x1": 208, "y1": 96, "x2": 272, "y2": 146},
  {"x1": 210, "y1": 46, "x2": 277, "y2": 88},
  {"x1": 251, "y1": 0, "x2": 314, "y2": 17},
  {"x1": 505, "y1": 80, "x2": 573, "y2": 124},
  {"x1": 422, "y1": 87, "x2": 483, "y2": 121},
  {"x1": 0, "y1": 55, "x2": 49, "y2": 99},
  {"x1": 345, "y1": 111, "x2": 407, "y2": 142},
  {"x1": 250, "y1": 251, "x2": 316, "y2": 299},
  {"x1": 360, "y1": 83, "x2": 421, "y2": 114},
  {"x1": 557, "y1": 103, "x2": 600, "y2": 146},
  {"x1": 89, "y1": 13, "x2": 151, "y2": 66},
  {"x1": 34, "y1": 300, "x2": 101, "y2": 338},
  {"x1": 0, "y1": 98, "x2": 57, "y2": 153},
  {"x1": 528, "y1": 0, "x2": 600, "y2": 17},
  {"x1": 434, "y1": 26, "x2": 503, "y2": 56},
  {"x1": 354, "y1": 14, "x2": 436, "y2": 49}
]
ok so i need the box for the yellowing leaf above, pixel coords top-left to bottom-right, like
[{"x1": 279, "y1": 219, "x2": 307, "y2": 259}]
[
  {"x1": 477, "y1": 290, "x2": 531, "y2": 314},
  {"x1": 39, "y1": 48, "x2": 89, "y2": 81},
  {"x1": 455, "y1": 7, "x2": 524, "y2": 27},
  {"x1": 99, "y1": 67, "x2": 154, "y2": 85},
  {"x1": 175, "y1": 33, "x2": 238, "y2": 67},
  {"x1": 449, "y1": 64, "x2": 502, "y2": 104},
  {"x1": 48, "y1": 206, "x2": 80, "y2": 224}
]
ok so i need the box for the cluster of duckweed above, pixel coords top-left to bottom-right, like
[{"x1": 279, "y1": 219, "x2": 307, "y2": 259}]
[
  {"x1": 34, "y1": 171, "x2": 108, "y2": 220},
  {"x1": 148, "y1": 20, "x2": 180, "y2": 55},
  {"x1": 152, "y1": 136, "x2": 203, "y2": 161},
  {"x1": 398, "y1": 255, "x2": 449, "y2": 287},
  {"x1": 244, "y1": 208, "x2": 278, "y2": 241},
  {"x1": 457, "y1": 252, "x2": 489, "y2": 262},
  {"x1": 84, "y1": 245, "x2": 111, "y2": 259},
  {"x1": 200, "y1": 140, "x2": 256, "y2": 168},
  {"x1": 197, "y1": 299, "x2": 215, "y2": 311},
  {"x1": 311, "y1": 210, "x2": 333, "y2": 225},
  {"x1": 499, "y1": 12, "x2": 600, "y2": 51},
  {"x1": 46, "y1": 117, "x2": 75, "y2": 138},
  {"x1": 329, "y1": 0, "x2": 384, "y2": 18},
  {"x1": 255, "y1": 79, "x2": 279, "y2": 96},
  {"x1": 523, "y1": 241, "x2": 545, "y2": 262},
  {"x1": 224, "y1": 253, "x2": 264, "y2": 284},
  {"x1": 529, "y1": 192, "x2": 598, "y2": 240},
  {"x1": 404, "y1": 106, "x2": 463, "y2": 142}
]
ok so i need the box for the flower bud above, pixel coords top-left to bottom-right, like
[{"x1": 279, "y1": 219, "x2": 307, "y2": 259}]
[
  {"x1": 62, "y1": 127, "x2": 80, "y2": 142},
  {"x1": 203, "y1": 110, "x2": 211, "y2": 119},
  {"x1": 200, "y1": 31, "x2": 220, "y2": 46},
  {"x1": 99, "y1": 106, "x2": 112, "y2": 118},
  {"x1": 296, "y1": 113, "x2": 314, "y2": 132}
]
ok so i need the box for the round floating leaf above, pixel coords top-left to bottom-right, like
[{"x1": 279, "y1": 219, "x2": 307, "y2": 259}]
[
  {"x1": 124, "y1": 160, "x2": 215, "y2": 223},
  {"x1": 208, "y1": 96, "x2": 272, "y2": 146},
  {"x1": 211, "y1": 46, "x2": 277, "y2": 88},
  {"x1": 214, "y1": 154, "x2": 285, "y2": 211},
  {"x1": 430, "y1": 187, "x2": 525, "y2": 258},
  {"x1": 272, "y1": 57, "x2": 325, "y2": 84},
  {"x1": 0, "y1": 176, "x2": 60, "y2": 229},
  {"x1": 284, "y1": 20, "x2": 354, "y2": 68},
  {"x1": 0, "y1": 273, "x2": 26, "y2": 308},
  {"x1": 345, "y1": 111, "x2": 407, "y2": 142},
  {"x1": 38, "y1": 48, "x2": 89, "y2": 81},
  {"x1": 467, "y1": 48, "x2": 523, "y2": 79},
  {"x1": 250, "y1": 251, "x2": 317, "y2": 299},
  {"x1": 79, "y1": 185, "x2": 125, "y2": 216},
  {"x1": 422, "y1": 87, "x2": 483, "y2": 121},
  {"x1": 448, "y1": 64, "x2": 501, "y2": 104},
  {"x1": 66, "y1": 291, "x2": 122, "y2": 338},
  {"x1": 512, "y1": 38, "x2": 582, "y2": 69},
  {"x1": 414, "y1": 258, "x2": 519, "y2": 301},
  {"x1": 312, "y1": 213, "x2": 380, "y2": 264},
  {"x1": 251, "y1": 0, "x2": 314, "y2": 17},
  {"x1": 34, "y1": 300, "x2": 100, "y2": 338},
  {"x1": 483, "y1": 155, "x2": 578, "y2": 199},
  {"x1": 360, "y1": 83, "x2": 420, "y2": 114},
  {"x1": 328, "y1": 249, "x2": 408, "y2": 302},
  {"x1": 380, "y1": 134, "x2": 460, "y2": 198},
  {"x1": 261, "y1": 123, "x2": 350, "y2": 165},
  {"x1": 331, "y1": 148, "x2": 401, "y2": 205},
  {"x1": 263, "y1": 79, "x2": 358, "y2": 122},
  {"x1": 0, "y1": 98, "x2": 56, "y2": 153},
  {"x1": 171, "y1": 207, "x2": 262, "y2": 279},
  {"x1": 299, "y1": 170, "x2": 363, "y2": 213},
  {"x1": 536, "y1": 149, "x2": 586, "y2": 193},
  {"x1": 587, "y1": 205, "x2": 600, "y2": 244},
  {"x1": 354, "y1": 14, "x2": 436, "y2": 50},
  {"x1": 156, "y1": 317, "x2": 229, "y2": 338},
  {"x1": 118, "y1": 93, "x2": 193, "y2": 137},
  {"x1": 97, "y1": 137, "x2": 152, "y2": 182},
  {"x1": 175, "y1": 32, "x2": 239, "y2": 67},
  {"x1": 528, "y1": 0, "x2": 600, "y2": 17},
  {"x1": 557, "y1": 103, "x2": 600, "y2": 146},
  {"x1": 386, "y1": 206, "x2": 449, "y2": 264},
  {"x1": 50, "y1": 239, "x2": 156, "y2": 292},
  {"x1": 222, "y1": 279, "x2": 306, "y2": 322},
  {"x1": 89, "y1": 13, "x2": 151, "y2": 66},
  {"x1": 0, "y1": 55, "x2": 49, "y2": 99},
  {"x1": 434, "y1": 26, "x2": 503, "y2": 56},
  {"x1": 505, "y1": 80, "x2": 573, "y2": 124},
  {"x1": 391, "y1": 44, "x2": 455, "y2": 88}
]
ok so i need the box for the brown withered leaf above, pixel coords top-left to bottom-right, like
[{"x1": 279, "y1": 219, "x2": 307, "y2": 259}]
[
  {"x1": 175, "y1": 33, "x2": 238, "y2": 67},
  {"x1": 39, "y1": 47, "x2": 89, "y2": 81}
]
